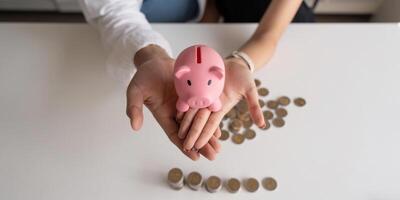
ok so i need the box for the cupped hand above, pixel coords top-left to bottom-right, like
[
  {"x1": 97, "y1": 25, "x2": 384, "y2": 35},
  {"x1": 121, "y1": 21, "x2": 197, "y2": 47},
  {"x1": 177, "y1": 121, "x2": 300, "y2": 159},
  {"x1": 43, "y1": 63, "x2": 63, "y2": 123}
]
[
  {"x1": 178, "y1": 57, "x2": 266, "y2": 151},
  {"x1": 126, "y1": 45, "x2": 221, "y2": 160}
]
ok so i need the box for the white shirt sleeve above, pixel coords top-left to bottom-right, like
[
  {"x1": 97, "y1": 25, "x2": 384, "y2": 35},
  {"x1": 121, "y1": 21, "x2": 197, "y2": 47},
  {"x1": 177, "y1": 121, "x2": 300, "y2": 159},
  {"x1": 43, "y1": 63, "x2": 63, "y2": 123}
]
[{"x1": 79, "y1": 0, "x2": 173, "y2": 83}]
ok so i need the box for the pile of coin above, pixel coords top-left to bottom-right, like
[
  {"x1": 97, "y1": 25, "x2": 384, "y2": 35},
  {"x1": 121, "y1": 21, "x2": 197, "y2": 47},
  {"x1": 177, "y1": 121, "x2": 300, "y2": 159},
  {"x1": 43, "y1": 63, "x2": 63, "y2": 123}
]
[
  {"x1": 167, "y1": 168, "x2": 277, "y2": 193},
  {"x1": 219, "y1": 78, "x2": 306, "y2": 144}
]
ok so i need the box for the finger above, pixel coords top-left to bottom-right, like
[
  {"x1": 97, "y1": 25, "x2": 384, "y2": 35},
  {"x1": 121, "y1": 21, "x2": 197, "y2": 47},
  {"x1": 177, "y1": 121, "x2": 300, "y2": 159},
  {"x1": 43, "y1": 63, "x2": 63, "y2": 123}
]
[
  {"x1": 183, "y1": 108, "x2": 211, "y2": 151},
  {"x1": 214, "y1": 127, "x2": 221, "y2": 138},
  {"x1": 208, "y1": 135, "x2": 221, "y2": 153},
  {"x1": 177, "y1": 108, "x2": 198, "y2": 139},
  {"x1": 126, "y1": 84, "x2": 144, "y2": 131},
  {"x1": 176, "y1": 111, "x2": 184, "y2": 124},
  {"x1": 157, "y1": 114, "x2": 200, "y2": 161},
  {"x1": 194, "y1": 111, "x2": 225, "y2": 150},
  {"x1": 198, "y1": 143, "x2": 217, "y2": 161},
  {"x1": 245, "y1": 86, "x2": 265, "y2": 128}
]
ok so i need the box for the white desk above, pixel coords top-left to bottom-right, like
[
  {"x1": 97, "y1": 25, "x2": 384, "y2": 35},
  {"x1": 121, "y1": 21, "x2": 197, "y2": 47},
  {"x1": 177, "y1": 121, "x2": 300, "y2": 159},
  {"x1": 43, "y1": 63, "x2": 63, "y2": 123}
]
[{"x1": 1, "y1": 23, "x2": 400, "y2": 200}]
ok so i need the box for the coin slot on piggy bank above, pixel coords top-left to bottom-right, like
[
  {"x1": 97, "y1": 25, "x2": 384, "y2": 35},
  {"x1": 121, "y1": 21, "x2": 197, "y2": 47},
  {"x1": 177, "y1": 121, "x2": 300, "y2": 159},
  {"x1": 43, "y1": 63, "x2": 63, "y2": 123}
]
[{"x1": 174, "y1": 45, "x2": 225, "y2": 112}]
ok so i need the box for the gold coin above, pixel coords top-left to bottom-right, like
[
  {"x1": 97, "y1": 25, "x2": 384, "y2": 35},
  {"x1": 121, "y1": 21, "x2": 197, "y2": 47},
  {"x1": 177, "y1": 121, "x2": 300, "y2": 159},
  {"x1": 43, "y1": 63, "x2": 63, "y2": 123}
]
[
  {"x1": 243, "y1": 119, "x2": 253, "y2": 129},
  {"x1": 277, "y1": 96, "x2": 290, "y2": 106},
  {"x1": 254, "y1": 79, "x2": 261, "y2": 87},
  {"x1": 238, "y1": 113, "x2": 250, "y2": 121},
  {"x1": 258, "y1": 99, "x2": 265, "y2": 108},
  {"x1": 267, "y1": 100, "x2": 279, "y2": 109},
  {"x1": 243, "y1": 129, "x2": 256, "y2": 140},
  {"x1": 262, "y1": 177, "x2": 278, "y2": 191},
  {"x1": 258, "y1": 88, "x2": 269, "y2": 96},
  {"x1": 206, "y1": 176, "x2": 222, "y2": 192},
  {"x1": 219, "y1": 130, "x2": 229, "y2": 141},
  {"x1": 167, "y1": 168, "x2": 183, "y2": 183},
  {"x1": 187, "y1": 171, "x2": 202, "y2": 190},
  {"x1": 275, "y1": 108, "x2": 288, "y2": 117},
  {"x1": 263, "y1": 110, "x2": 274, "y2": 120},
  {"x1": 272, "y1": 118, "x2": 285, "y2": 128},
  {"x1": 244, "y1": 178, "x2": 259, "y2": 192},
  {"x1": 261, "y1": 120, "x2": 270, "y2": 130},
  {"x1": 226, "y1": 178, "x2": 241, "y2": 193},
  {"x1": 232, "y1": 134, "x2": 245, "y2": 144},
  {"x1": 230, "y1": 119, "x2": 242, "y2": 132},
  {"x1": 294, "y1": 97, "x2": 306, "y2": 107}
]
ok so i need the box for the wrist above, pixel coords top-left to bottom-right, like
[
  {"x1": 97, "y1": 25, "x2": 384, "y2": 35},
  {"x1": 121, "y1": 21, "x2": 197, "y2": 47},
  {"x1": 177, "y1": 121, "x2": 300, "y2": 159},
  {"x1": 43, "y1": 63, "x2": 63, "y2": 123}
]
[{"x1": 134, "y1": 44, "x2": 171, "y2": 67}]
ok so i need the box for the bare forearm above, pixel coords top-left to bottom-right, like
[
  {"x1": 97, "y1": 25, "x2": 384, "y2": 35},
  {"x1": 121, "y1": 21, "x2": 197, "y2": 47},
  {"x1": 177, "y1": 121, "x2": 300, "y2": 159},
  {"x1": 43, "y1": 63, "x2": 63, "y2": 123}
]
[
  {"x1": 239, "y1": 0, "x2": 303, "y2": 69},
  {"x1": 200, "y1": 0, "x2": 220, "y2": 23}
]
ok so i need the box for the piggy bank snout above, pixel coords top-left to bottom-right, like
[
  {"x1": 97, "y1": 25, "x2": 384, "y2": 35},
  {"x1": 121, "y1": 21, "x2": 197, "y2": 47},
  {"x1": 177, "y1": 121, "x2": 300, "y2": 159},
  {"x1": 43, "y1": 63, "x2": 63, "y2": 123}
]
[{"x1": 188, "y1": 97, "x2": 210, "y2": 108}]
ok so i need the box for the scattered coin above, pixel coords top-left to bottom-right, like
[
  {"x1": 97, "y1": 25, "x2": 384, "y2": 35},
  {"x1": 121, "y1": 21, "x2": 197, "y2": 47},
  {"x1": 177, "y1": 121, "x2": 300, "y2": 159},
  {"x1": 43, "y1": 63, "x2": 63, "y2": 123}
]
[
  {"x1": 261, "y1": 120, "x2": 271, "y2": 130},
  {"x1": 243, "y1": 119, "x2": 253, "y2": 129},
  {"x1": 254, "y1": 79, "x2": 261, "y2": 87},
  {"x1": 186, "y1": 171, "x2": 203, "y2": 191},
  {"x1": 167, "y1": 168, "x2": 184, "y2": 190},
  {"x1": 294, "y1": 97, "x2": 306, "y2": 107},
  {"x1": 258, "y1": 99, "x2": 265, "y2": 108},
  {"x1": 229, "y1": 119, "x2": 242, "y2": 133},
  {"x1": 232, "y1": 134, "x2": 245, "y2": 144},
  {"x1": 275, "y1": 108, "x2": 288, "y2": 117},
  {"x1": 219, "y1": 130, "x2": 230, "y2": 141},
  {"x1": 238, "y1": 113, "x2": 250, "y2": 122},
  {"x1": 258, "y1": 88, "x2": 269, "y2": 96},
  {"x1": 272, "y1": 118, "x2": 285, "y2": 128},
  {"x1": 266, "y1": 100, "x2": 279, "y2": 109},
  {"x1": 226, "y1": 178, "x2": 241, "y2": 193},
  {"x1": 262, "y1": 177, "x2": 278, "y2": 191},
  {"x1": 226, "y1": 109, "x2": 237, "y2": 119},
  {"x1": 263, "y1": 110, "x2": 274, "y2": 120},
  {"x1": 244, "y1": 178, "x2": 259, "y2": 192},
  {"x1": 206, "y1": 176, "x2": 222, "y2": 193},
  {"x1": 277, "y1": 96, "x2": 290, "y2": 106},
  {"x1": 236, "y1": 100, "x2": 248, "y2": 114},
  {"x1": 243, "y1": 129, "x2": 256, "y2": 140}
]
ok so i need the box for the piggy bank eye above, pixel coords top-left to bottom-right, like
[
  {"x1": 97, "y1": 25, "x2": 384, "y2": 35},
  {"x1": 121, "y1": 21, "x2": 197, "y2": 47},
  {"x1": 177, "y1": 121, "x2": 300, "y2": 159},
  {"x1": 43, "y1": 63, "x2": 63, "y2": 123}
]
[
  {"x1": 207, "y1": 79, "x2": 212, "y2": 85},
  {"x1": 187, "y1": 80, "x2": 192, "y2": 86}
]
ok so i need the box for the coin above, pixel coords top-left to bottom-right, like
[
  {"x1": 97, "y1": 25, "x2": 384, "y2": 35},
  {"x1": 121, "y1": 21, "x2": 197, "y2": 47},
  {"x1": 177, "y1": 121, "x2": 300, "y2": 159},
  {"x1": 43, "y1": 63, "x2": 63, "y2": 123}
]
[
  {"x1": 294, "y1": 97, "x2": 306, "y2": 107},
  {"x1": 261, "y1": 120, "x2": 271, "y2": 130},
  {"x1": 219, "y1": 122, "x2": 223, "y2": 128},
  {"x1": 262, "y1": 177, "x2": 278, "y2": 191},
  {"x1": 275, "y1": 108, "x2": 288, "y2": 117},
  {"x1": 258, "y1": 99, "x2": 265, "y2": 108},
  {"x1": 263, "y1": 110, "x2": 274, "y2": 120},
  {"x1": 226, "y1": 109, "x2": 237, "y2": 119},
  {"x1": 226, "y1": 178, "x2": 241, "y2": 193},
  {"x1": 219, "y1": 130, "x2": 230, "y2": 141},
  {"x1": 243, "y1": 119, "x2": 253, "y2": 129},
  {"x1": 229, "y1": 119, "x2": 242, "y2": 133},
  {"x1": 258, "y1": 88, "x2": 269, "y2": 96},
  {"x1": 206, "y1": 176, "x2": 222, "y2": 193},
  {"x1": 272, "y1": 118, "x2": 285, "y2": 128},
  {"x1": 236, "y1": 100, "x2": 248, "y2": 114},
  {"x1": 244, "y1": 178, "x2": 259, "y2": 192},
  {"x1": 266, "y1": 100, "x2": 279, "y2": 109},
  {"x1": 254, "y1": 79, "x2": 261, "y2": 87},
  {"x1": 238, "y1": 113, "x2": 250, "y2": 121},
  {"x1": 186, "y1": 171, "x2": 203, "y2": 191},
  {"x1": 243, "y1": 129, "x2": 256, "y2": 140},
  {"x1": 231, "y1": 134, "x2": 245, "y2": 144},
  {"x1": 167, "y1": 168, "x2": 184, "y2": 190},
  {"x1": 277, "y1": 96, "x2": 290, "y2": 106}
]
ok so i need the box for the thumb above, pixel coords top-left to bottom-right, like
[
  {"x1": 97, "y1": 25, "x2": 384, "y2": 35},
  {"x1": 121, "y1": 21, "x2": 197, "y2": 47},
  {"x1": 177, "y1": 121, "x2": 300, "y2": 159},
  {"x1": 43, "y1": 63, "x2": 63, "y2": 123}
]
[
  {"x1": 245, "y1": 86, "x2": 265, "y2": 128},
  {"x1": 126, "y1": 83, "x2": 144, "y2": 131}
]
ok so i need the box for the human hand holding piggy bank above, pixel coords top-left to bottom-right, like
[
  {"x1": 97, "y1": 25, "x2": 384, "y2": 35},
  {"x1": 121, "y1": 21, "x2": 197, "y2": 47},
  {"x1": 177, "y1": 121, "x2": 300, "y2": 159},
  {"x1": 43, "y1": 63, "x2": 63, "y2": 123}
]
[{"x1": 174, "y1": 45, "x2": 225, "y2": 112}]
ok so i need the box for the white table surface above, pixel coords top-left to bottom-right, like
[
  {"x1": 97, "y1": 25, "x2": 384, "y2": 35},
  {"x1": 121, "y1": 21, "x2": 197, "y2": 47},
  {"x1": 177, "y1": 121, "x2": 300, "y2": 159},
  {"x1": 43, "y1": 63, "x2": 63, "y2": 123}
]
[{"x1": 1, "y1": 23, "x2": 400, "y2": 200}]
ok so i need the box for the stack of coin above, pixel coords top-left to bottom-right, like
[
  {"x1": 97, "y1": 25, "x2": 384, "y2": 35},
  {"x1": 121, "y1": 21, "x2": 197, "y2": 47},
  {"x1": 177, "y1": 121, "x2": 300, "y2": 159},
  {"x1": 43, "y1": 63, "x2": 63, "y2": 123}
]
[
  {"x1": 205, "y1": 176, "x2": 222, "y2": 193},
  {"x1": 186, "y1": 171, "x2": 203, "y2": 191},
  {"x1": 167, "y1": 168, "x2": 184, "y2": 190},
  {"x1": 226, "y1": 178, "x2": 241, "y2": 193}
]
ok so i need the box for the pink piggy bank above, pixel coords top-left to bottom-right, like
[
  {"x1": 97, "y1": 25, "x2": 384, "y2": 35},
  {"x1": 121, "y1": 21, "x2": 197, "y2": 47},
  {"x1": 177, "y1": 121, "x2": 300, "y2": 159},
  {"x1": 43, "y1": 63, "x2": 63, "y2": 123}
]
[{"x1": 174, "y1": 45, "x2": 225, "y2": 112}]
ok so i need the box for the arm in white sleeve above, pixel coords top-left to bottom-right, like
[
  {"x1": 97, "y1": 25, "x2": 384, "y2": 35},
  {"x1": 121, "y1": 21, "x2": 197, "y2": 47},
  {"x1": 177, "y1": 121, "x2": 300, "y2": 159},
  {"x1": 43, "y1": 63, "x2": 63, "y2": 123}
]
[{"x1": 79, "y1": 0, "x2": 173, "y2": 82}]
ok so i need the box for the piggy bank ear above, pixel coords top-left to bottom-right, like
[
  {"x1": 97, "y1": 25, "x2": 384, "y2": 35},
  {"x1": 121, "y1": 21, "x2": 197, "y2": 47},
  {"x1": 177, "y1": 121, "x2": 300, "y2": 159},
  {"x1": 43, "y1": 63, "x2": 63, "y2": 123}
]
[
  {"x1": 209, "y1": 66, "x2": 224, "y2": 80},
  {"x1": 174, "y1": 66, "x2": 191, "y2": 79}
]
